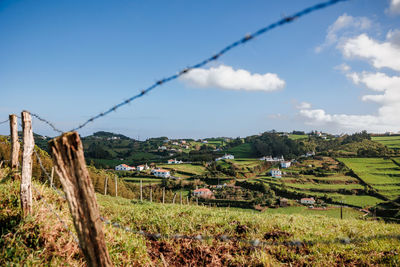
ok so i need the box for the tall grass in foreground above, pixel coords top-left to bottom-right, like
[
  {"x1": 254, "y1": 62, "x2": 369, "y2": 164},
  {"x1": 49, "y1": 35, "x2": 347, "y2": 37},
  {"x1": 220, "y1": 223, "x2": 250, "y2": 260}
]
[{"x1": 1, "y1": 173, "x2": 400, "y2": 266}]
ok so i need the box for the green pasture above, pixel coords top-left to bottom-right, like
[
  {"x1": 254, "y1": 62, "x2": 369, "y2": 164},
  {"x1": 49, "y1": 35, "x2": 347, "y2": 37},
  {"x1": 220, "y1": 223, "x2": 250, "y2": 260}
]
[{"x1": 372, "y1": 136, "x2": 400, "y2": 149}]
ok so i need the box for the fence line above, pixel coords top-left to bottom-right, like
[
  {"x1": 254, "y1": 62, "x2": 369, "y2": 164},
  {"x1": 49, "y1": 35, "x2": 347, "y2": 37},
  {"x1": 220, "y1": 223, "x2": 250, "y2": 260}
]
[
  {"x1": 31, "y1": 113, "x2": 63, "y2": 134},
  {"x1": 0, "y1": 118, "x2": 9, "y2": 125},
  {"x1": 14, "y1": 0, "x2": 349, "y2": 135},
  {"x1": 31, "y1": 183, "x2": 80, "y2": 246},
  {"x1": 2, "y1": 134, "x2": 399, "y2": 253}
]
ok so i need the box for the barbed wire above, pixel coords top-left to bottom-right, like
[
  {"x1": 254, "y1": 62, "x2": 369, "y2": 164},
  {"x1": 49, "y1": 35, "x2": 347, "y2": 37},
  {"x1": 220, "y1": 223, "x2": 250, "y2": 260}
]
[
  {"x1": 0, "y1": 118, "x2": 9, "y2": 125},
  {"x1": 68, "y1": 0, "x2": 349, "y2": 132},
  {"x1": 33, "y1": 148, "x2": 66, "y2": 199},
  {"x1": 31, "y1": 113, "x2": 64, "y2": 134},
  {"x1": 31, "y1": 183, "x2": 80, "y2": 246}
]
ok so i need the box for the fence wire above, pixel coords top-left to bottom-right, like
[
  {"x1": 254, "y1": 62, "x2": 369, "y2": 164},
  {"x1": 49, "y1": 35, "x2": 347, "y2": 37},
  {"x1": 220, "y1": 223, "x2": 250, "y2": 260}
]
[
  {"x1": 49, "y1": 0, "x2": 347, "y2": 132},
  {"x1": 7, "y1": 0, "x2": 349, "y2": 135},
  {"x1": 31, "y1": 183, "x2": 80, "y2": 246},
  {"x1": 0, "y1": 118, "x2": 9, "y2": 125},
  {"x1": 33, "y1": 148, "x2": 66, "y2": 199},
  {"x1": 31, "y1": 113, "x2": 64, "y2": 134}
]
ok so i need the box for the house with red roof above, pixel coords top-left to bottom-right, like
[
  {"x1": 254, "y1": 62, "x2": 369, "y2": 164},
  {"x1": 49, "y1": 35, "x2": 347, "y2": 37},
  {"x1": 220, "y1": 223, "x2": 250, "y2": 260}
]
[
  {"x1": 193, "y1": 188, "x2": 214, "y2": 199},
  {"x1": 115, "y1": 164, "x2": 135, "y2": 171}
]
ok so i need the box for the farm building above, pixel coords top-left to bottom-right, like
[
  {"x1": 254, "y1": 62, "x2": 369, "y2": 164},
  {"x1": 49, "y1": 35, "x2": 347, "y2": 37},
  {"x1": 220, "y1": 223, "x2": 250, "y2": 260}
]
[
  {"x1": 260, "y1": 155, "x2": 285, "y2": 162},
  {"x1": 115, "y1": 164, "x2": 135, "y2": 171},
  {"x1": 300, "y1": 198, "x2": 316, "y2": 205},
  {"x1": 167, "y1": 159, "x2": 183, "y2": 164},
  {"x1": 193, "y1": 188, "x2": 214, "y2": 199},
  {"x1": 136, "y1": 164, "x2": 149, "y2": 171},
  {"x1": 215, "y1": 154, "x2": 234, "y2": 161},
  {"x1": 280, "y1": 161, "x2": 291, "y2": 168},
  {"x1": 152, "y1": 169, "x2": 171, "y2": 178},
  {"x1": 270, "y1": 168, "x2": 282, "y2": 178}
]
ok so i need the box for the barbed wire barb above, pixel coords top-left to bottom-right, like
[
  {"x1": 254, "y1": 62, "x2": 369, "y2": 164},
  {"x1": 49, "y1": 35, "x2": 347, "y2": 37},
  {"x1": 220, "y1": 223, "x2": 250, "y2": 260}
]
[{"x1": 31, "y1": 112, "x2": 64, "y2": 134}]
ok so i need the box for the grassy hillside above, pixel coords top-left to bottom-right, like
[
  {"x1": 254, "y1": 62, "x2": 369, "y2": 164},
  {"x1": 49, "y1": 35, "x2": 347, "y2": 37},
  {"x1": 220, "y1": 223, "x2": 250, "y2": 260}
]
[
  {"x1": 1, "y1": 171, "x2": 400, "y2": 265},
  {"x1": 372, "y1": 136, "x2": 400, "y2": 150},
  {"x1": 226, "y1": 143, "x2": 257, "y2": 158},
  {"x1": 339, "y1": 158, "x2": 400, "y2": 200}
]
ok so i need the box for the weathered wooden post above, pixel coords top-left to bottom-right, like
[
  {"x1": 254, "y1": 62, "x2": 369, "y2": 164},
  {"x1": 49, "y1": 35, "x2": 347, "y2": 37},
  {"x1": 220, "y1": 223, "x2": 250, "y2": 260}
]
[
  {"x1": 186, "y1": 196, "x2": 189, "y2": 205},
  {"x1": 9, "y1": 114, "x2": 20, "y2": 175},
  {"x1": 140, "y1": 179, "x2": 143, "y2": 202},
  {"x1": 114, "y1": 176, "x2": 118, "y2": 197},
  {"x1": 180, "y1": 191, "x2": 182, "y2": 205},
  {"x1": 50, "y1": 167, "x2": 54, "y2": 187},
  {"x1": 173, "y1": 193, "x2": 177, "y2": 204},
  {"x1": 162, "y1": 187, "x2": 165, "y2": 204},
  {"x1": 150, "y1": 186, "x2": 152, "y2": 202},
  {"x1": 20, "y1": 111, "x2": 34, "y2": 216},
  {"x1": 104, "y1": 176, "x2": 108, "y2": 195},
  {"x1": 48, "y1": 132, "x2": 112, "y2": 267}
]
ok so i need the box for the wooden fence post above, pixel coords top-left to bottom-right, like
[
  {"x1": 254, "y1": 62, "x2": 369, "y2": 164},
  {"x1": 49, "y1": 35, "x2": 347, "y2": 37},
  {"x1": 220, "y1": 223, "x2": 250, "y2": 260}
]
[
  {"x1": 9, "y1": 114, "x2": 20, "y2": 175},
  {"x1": 150, "y1": 186, "x2": 152, "y2": 202},
  {"x1": 173, "y1": 193, "x2": 177, "y2": 204},
  {"x1": 104, "y1": 176, "x2": 108, "y2": 195},
  {"x1": 162, "y1": 187, "x2": 165, "y2": 204},
  {"x1": 140, "y1": 179, "x2": 143, "y2": 202},
  {"x1": 50, "y1": 167, "x2": 54, "y2": 187},
  {"x1": 48, "y1": 132, "x2": 112, "y2": 267},
  {"x1": 20, "y1": 111, "x2": 34, "y2": 216},
  {"x1": 114, "y1": 176, "x2": 117, "y2": 197},
  {"x1": 180, "y1": 191, "x2": 182, "y2": 205}
]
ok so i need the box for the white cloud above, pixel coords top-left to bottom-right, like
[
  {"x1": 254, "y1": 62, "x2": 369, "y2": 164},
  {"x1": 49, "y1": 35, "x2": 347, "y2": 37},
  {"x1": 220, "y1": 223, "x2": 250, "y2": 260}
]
[
  {"x1": 316, "y1": 13, "x2": 371, "y2": 52},
  {"x1": 302, "y1": 16, "x2": 400, "y2": 133},
  {"x1": 387, "y1": 0, "x2": 400, "y2": 15},
  {"x1": 340, "y1": 33, "x2": 400, "y2": 71},
  {"x1": 296, "y1": 102, "x2": 312, "y2": 109},
  {"x1": 299, "y1": 71, "x2": 400, "y2": 132},
  {"x1": 179, "y1": 65, "x2": 285, "y2": 92}
]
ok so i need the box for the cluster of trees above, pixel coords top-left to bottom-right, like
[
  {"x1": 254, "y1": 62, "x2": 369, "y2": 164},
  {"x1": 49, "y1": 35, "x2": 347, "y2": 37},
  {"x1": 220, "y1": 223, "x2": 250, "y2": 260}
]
[
  {"x1": 213, "y1": 181, "x2": 276, "y2": 206},
  {"x1": 245, "y1": 132, "x2": 306, "y2": 158}
]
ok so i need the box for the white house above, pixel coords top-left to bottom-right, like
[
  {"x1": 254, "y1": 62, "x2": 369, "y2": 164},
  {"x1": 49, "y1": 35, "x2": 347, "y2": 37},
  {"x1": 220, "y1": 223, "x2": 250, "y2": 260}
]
[
  {"x1": 152, "y1": 169, "x2": 171, "y2": 178},
  {"x1": 136, "y1": 164, "x2": 149, "y2": 171},
  {"x1": 270, "y1": 168, "x2": 282, "y2": 178},
  {"x1": 167, "y1": 159, "x2": 183, "y2": 164},
  {"x1": 260, "y1": 156, "x2": 284, "y2": 162},
  {"x1": 215, "y1": 154, "x2": 234, "y2": 161},
  {"x1": 115, "y1": 164, "x2": 135, "y2": 171},
  {"x1": 300, "y1": 198, "x2": 316, "y2": 205},
  {"x1": 280, "y1": 161, "x2": 291, "y2": 168}
]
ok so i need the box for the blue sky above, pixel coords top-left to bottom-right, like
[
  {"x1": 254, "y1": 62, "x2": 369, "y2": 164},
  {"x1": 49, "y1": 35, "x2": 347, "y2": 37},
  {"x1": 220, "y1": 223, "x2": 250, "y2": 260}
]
[{"x1": 1, "y1": 0, "x2": 400, "y2": 139}]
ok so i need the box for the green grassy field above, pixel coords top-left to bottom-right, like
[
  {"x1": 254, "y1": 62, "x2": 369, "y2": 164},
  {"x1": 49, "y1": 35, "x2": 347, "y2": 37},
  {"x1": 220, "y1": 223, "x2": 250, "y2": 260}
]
[
  {"x1": 226, "y1": 143, "x2": 257, "y2": 158},
  {"x1": 124, "y1": 177, "x2": 163, "y2": 184},
  {"x1": 339, "y1": 157, "x2": 400, "y2": 200},
  {"x1": 372, "y1": 136, "x2": 400, "y2": 149},
  {"x1": 261, "y1": 206, "x2": 363, "y2": 219},
  {"x1": 1, "y1": 176, "x2": 400, "y2": 266},
  {"x1": 288, "y1": 183, "x2": 364, "y2": 190},
  {"x1": 288, "y1": 134, "x2": 309, "y2": 140},
  {"x1": 157, "y1": 163, "x2": 206, "y2": 176}
]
